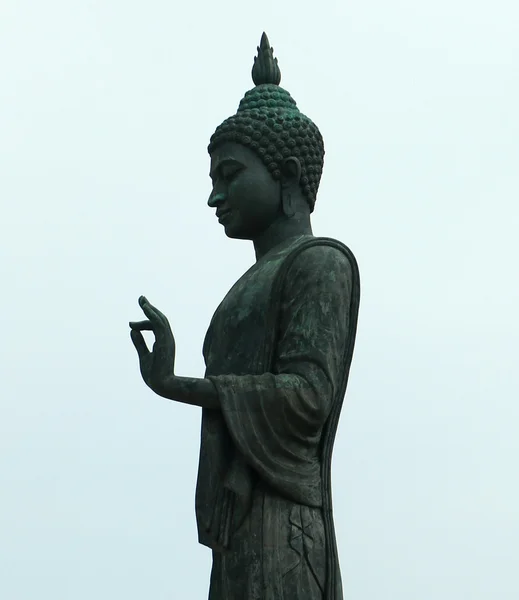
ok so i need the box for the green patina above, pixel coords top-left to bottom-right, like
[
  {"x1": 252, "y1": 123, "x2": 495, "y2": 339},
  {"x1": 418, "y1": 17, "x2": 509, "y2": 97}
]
[
  {"x1": 130, "y1": 33, "x2": 361, "y2": 600},
  {"x1": 208, "y1": 33, "x2": 325, "y2": 211}
]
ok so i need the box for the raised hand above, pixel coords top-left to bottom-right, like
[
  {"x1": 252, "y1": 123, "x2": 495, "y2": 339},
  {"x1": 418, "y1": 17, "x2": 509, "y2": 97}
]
[{"x1": 129, "y1": 296, "x2": 176, "y2": 395}]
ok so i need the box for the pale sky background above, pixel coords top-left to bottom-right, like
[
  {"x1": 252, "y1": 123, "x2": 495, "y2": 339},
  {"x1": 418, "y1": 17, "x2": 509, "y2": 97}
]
[{"x1": 1, "y1": 1, "x2": 518, "y2": 598}]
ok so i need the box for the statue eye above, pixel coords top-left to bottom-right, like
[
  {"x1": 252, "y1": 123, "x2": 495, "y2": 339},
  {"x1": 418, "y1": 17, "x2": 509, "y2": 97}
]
[{"x1": 221, "y1": 165, "x2": 243, "y2": 182}]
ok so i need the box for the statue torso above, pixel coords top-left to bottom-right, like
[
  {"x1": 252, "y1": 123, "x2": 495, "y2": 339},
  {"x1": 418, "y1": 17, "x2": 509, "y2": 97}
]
[{"x1": 203, "y1": 234, "x2": 311, "y2": 377}]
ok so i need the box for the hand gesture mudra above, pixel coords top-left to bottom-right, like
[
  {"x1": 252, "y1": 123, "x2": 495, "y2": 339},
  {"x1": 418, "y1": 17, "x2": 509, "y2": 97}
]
[{"x1": 129, "y1": 296, "x2": 176, "y2": 395}]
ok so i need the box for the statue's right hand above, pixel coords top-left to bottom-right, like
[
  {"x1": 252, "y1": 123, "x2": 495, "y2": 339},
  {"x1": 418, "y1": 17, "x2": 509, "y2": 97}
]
[{"x1": 129, "y1": 296, "x2": 176, "y2": 395}]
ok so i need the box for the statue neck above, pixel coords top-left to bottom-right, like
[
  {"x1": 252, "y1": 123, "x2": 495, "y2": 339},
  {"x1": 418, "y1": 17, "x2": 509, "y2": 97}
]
[{"x1": 253, "y1": 214, "x2": 313, "y2": 261}]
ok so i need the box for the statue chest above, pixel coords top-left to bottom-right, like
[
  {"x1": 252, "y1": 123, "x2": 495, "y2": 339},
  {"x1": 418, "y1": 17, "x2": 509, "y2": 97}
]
[{"x1": 203, "y1": 257, "x2": 281, "y2": 376}]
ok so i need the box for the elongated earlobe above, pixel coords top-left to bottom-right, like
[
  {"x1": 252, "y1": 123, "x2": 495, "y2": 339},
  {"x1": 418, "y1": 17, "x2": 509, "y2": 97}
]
[
  {"x1": 281, "y1": 156, "x2": 301, "y2": 218},
  {"x1": 282, "y1": 188, "x2": 295, "y2": 218}
]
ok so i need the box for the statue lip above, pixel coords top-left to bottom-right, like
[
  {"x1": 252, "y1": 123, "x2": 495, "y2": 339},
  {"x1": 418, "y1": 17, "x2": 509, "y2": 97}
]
[{"x1": 217, "y1": 209, "x2": 232, "y2": 221}]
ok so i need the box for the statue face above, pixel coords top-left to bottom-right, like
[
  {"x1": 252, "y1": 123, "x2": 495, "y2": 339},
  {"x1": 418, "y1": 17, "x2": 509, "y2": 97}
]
[{"x1": 208, "y1": 142, "x2": 281, "y2": 240}]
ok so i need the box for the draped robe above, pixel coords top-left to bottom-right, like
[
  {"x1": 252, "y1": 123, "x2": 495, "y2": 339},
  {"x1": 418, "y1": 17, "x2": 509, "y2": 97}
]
[{"x1": 195, "y1": 234, "x2": 360, "y2": 599}]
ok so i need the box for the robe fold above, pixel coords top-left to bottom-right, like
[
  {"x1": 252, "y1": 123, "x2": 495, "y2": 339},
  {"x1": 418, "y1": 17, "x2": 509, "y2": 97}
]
[{"x1": 195, "y1": 234, "x2": 360, "y2": 599}]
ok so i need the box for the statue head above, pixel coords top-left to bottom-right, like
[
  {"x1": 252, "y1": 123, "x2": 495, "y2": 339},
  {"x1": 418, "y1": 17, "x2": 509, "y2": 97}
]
[{"x1": 208, "y1": 34, "x2": 325, "y2": 240}]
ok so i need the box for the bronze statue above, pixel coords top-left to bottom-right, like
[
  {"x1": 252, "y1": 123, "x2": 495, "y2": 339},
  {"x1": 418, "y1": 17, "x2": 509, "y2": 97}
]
[{"x1": 130, "y1": 33, "x2": 360, "y2": 600}]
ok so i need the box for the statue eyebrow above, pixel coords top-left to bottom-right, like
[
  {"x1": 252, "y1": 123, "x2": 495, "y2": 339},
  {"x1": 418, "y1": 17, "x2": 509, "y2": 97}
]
[{"x1": 209, "y1": 158, "x2": 244, "y2": 180}]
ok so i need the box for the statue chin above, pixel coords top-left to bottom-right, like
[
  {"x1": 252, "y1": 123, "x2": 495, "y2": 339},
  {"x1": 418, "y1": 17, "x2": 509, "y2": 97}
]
[
  {"x1": 222, "y1": 218, "x2": 260, "y2": 241},
  {"x1": 225, "y1": 230, "x2": 254, "y2": 242},
  {"x1": 222, "y1": 220, "x2": 245, "y2": 240}
]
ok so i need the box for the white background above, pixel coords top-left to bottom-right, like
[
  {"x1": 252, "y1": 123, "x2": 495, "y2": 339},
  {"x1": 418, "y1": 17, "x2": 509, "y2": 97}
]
[{"x1": 1, "y1": 1, "x2": 518, "y2": 598}]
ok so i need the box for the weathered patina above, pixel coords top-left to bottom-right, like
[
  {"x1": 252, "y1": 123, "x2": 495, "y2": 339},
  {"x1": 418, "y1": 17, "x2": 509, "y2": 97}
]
[{"x1": 130, "y1": 33, "x2": 360, "y2": 599}]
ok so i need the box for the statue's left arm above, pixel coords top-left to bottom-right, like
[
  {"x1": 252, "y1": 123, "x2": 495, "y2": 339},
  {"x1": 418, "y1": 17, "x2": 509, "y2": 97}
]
[
  {"x1": 130, "y1": 245, "x2": 352, "y2": 428},
  {"x1": 131, "y1": 245, "x2": 353, "y2": 499}
]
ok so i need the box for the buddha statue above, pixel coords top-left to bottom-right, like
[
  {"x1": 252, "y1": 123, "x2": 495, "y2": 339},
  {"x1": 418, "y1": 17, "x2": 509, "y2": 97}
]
[{"x1": 130, "y1": 33, "x2": 360, "y2": 600}]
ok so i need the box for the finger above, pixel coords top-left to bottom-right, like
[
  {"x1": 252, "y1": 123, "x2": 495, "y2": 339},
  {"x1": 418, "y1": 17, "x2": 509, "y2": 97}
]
[
  {"x1": 129, "y1": 320, "x2": 153, "y2": 331},
  {"x1": 139, "y1": 296, "x2": 165, "y2": 322},
  {"x1": 130, "y1": 329, "x2": 150, "y2": 359},
  {"x1": 139, "y1": 296, "x2": 169, "y2": 327}
]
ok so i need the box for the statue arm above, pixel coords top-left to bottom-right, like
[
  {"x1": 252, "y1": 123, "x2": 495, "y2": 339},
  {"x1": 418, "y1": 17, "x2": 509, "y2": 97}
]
[
  {"x1": 156, "y1": 375, "x2": 220, "y2": 409},
  {"x1": 130, "y1": 246, "x2": 351, "y2": 420},
  {"x1": 157, "y1": 246, "x2": 351, "y2": 414}
]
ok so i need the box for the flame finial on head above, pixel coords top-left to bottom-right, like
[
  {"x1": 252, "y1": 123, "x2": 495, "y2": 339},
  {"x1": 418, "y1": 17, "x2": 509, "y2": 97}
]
[{"x1": 252, "y1": 32, "x2": 281, "y2": 86}]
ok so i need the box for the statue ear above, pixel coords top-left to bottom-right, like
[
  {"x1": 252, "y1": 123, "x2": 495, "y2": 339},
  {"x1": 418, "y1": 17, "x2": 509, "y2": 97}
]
[{"x1": 281, "y1": 157, "x2": 302, "y2": 184}]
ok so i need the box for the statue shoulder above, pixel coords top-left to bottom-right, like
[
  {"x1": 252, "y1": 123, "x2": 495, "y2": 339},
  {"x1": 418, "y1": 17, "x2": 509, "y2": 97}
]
[{"x1": 287, "y1": 237, "x2": 358, "y2": 284}]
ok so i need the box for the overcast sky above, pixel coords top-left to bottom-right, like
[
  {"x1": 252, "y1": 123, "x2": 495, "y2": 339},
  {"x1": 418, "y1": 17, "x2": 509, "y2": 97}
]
[{"x1": 1, "y1": 1, "x2": 518, "y2": 598}]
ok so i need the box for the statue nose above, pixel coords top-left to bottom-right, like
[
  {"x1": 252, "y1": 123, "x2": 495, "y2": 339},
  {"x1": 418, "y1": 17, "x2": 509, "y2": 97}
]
[{"x1": 208, "y1": 192, "x2": 226, "y2": 208}]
